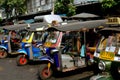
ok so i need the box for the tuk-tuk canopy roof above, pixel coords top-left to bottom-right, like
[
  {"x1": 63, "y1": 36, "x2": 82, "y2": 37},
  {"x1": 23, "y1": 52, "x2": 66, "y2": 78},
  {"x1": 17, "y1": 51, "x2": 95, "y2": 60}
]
[
  {"x1": 47, "y1": 19, "x2": 107, "y2": 31},
  {"x1": 98, "y1": 27, "x2": 120, "y2": 34},
  {"x1": 26, "y1": 23, "x2": 48, "y2": 32},
  {"x1": 26, "y1": 22, "x2": 48, "y2": 31},
  {"x1": 71, "y1": 12, "x2": 100, "y2": 18},
  {"x1": 1, "y1": 23, "x2": 27, "y2": 30},
  {"x1": 1, "y1": 22, "x2": 48, "y2": 31}
]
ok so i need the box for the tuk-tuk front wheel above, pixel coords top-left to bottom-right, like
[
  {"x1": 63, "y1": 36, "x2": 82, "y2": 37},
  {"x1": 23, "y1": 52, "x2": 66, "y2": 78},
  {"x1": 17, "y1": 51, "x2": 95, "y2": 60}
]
[
  {"x1": 0, "y1": 49, "x2": 7, "y2": 59},
  {"x1": 16, "y1": 55, "x2": 28, "y2": 66},
  {"x1": 39, "y1": 64, "x2": 53, "y2": 80},
  {"x1": 111, "y1": 62, "x2": 120, "y2": 80}
]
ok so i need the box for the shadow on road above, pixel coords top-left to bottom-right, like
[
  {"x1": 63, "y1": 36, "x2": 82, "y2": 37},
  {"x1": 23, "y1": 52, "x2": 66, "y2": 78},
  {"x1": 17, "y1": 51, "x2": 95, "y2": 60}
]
[
  {"x1": 54, "y1": 67, "x2": 93, "y2": 80},
  {"x1": 54, "y1": 67, "x2": 87, "y2": 77}
]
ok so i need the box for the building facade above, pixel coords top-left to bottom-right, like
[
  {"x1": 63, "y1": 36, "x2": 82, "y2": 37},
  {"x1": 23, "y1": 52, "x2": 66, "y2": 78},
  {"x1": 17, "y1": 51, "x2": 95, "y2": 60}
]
[
  {"x1": 26, "y1": 0, "x2": 54, "y2": 15},
  {"x1": 26, "y1": 0, "x2": 101, "y2": 15},
  {"x1": 74, "y1": 0, "x2": 101, "y2": 6},
  {"x1": 0, "y1": 0, "x2": 102, "y2": 20}
]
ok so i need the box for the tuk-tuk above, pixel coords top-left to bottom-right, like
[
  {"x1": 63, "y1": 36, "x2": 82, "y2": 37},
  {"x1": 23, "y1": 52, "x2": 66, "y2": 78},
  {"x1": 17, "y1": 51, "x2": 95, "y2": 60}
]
[
  {"x1": 38, "y1": 19, "x2": 106, "y2": 80},
  {"x1": 0, "y1": 24, "x2": 29, "y2": 58},
  {"x1": 93, "y1": 17, "x2": 120, "y2": 80},
  {"x1": 16, "y1": 14, "x2": 63, "y2": 66},
  {"x1": 0, "y1": 22, "x2": 46, "y2": 59},
  {"x1": 16, "y1": 26, "x2": 48, "y2": 66}
]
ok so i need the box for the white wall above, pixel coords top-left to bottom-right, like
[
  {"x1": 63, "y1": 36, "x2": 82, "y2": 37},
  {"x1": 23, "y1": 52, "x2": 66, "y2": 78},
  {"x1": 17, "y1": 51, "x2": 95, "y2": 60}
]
[
  {"x1": 74, "y1": 0, "x2": 100, "y2": 5},
  {"x1": 0, "y1": 10, "x2": 6, "y2": 19},
  {"x1": 27, "y1": 0, "x2": 53, "y2": 14}
]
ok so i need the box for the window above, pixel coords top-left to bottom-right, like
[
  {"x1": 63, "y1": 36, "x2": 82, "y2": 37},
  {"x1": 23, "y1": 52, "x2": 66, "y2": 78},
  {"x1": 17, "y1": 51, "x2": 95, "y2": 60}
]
[{"x1": 41, "y1": 0, "x2": 46, "y2": 5}]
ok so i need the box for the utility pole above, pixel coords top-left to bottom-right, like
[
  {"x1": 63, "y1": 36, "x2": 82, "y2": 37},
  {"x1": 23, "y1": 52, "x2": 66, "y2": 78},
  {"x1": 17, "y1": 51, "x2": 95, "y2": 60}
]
[{"x1": 51, "y1": 0, "x2": 55, "y2": 15}]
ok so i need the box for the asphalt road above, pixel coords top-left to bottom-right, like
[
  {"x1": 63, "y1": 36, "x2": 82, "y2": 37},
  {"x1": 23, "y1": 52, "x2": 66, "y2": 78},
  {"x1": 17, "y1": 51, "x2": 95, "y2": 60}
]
[{"x1": 0, "y1": 56, "x2": 93, "y2": 80}]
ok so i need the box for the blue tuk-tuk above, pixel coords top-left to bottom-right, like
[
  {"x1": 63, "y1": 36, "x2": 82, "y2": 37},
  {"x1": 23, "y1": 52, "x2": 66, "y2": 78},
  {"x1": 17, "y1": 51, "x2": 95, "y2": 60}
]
[
  {"x1": 0, "y1": 24, "x2": 28, "y2": 58},
  {"x1": 16, "y1": 26, "x2": 48, "y2": 66},
  {"x1": 16, "y1": 14, "x2": 64, "y2": 66},
  {"x1": 37, "y1": 19, "x2": 107, "y2": 80},
  {"x1": 0, "y1": 22, "x2": 46, "y2": 59}
]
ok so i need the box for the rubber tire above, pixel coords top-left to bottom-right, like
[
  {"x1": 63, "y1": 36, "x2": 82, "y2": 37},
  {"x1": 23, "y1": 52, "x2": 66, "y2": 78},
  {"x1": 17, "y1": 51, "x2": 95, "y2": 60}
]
[
  {"x1": 38, "y1": 64, "x2": 53, "y2": 80},
  {"x1": 0, "y1": 49, "x2": 7, "y2": 59},
  {"x1": 92, "y1": 63, "x2": 101, "y2": 75},
  {"x1": 16, "y1": 55, "x2": 28, "y2": 66},
  {"x1": 111, "y1": 62, "x2": 120, "y2": 80}
]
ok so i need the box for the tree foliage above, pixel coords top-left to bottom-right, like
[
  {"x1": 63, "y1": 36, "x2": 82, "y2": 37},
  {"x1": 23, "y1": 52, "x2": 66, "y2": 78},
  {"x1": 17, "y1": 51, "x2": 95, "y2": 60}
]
[
  {"x1": 0, "y1": 17, "x2": 2, "y2": 22},
  {"x1": 101, "y1": 0, "x2": 120, "y2": 15},
  {"x1": 54, "y1": 0, "x2": 76, "y2": 17},
  {"x1": 0, "y1": 0, "x2": 26, "y2": 19},
  {"x1": 101, "y1": 0, "x2": 119, "y2": 9}
]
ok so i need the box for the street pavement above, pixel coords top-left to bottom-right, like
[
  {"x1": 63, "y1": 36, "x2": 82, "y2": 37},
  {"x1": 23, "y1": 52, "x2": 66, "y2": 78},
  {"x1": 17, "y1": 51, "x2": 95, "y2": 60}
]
[{"x1": 0, "y1": 56, "x2": 93, "y2": 80}]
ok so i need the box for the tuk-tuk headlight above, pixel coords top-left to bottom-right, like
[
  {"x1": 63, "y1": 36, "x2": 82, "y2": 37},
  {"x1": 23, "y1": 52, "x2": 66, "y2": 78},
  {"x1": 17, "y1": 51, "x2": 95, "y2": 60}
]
[{"x1": 98, "y1": 60, "x2": 106, "y2": 71}]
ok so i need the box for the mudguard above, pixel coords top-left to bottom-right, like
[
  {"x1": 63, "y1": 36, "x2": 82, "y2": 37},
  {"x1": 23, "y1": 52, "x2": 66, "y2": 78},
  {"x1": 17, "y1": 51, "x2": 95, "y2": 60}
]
[
  {"x1": 17, "y1": 49, "x2": 27, "y2": 55},
  {"x1": 39, "y1": 56, "x2": 54, "y2": 64},
  {"x1": 0, "y1": 45, "x2": 7, "y2": 50}
]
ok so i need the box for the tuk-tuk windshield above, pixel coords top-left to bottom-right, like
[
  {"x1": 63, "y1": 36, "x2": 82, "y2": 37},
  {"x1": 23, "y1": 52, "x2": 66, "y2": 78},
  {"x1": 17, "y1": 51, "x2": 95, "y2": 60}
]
[
  {"x1": 24, "y1": 31, "x2": 32, "y2": 40},
  {"x1": 33, "y1": 32, "x2": 43, "y2": 42},
  {"x1": 96, "y1": 33, "x2": 120, "y2": 53},
  {"x1": 45, "y1": 31, "x2": 60, "y2": 44}
]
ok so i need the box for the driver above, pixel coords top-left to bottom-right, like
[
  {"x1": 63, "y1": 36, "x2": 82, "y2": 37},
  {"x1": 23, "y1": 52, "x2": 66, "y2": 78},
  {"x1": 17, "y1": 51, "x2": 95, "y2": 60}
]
[
  {"x1": 10, "y1": 30, "x2": 20, "y2": 48},
  {"x1": 49, "y1": 31, "x2": 57, "y2": 43}
]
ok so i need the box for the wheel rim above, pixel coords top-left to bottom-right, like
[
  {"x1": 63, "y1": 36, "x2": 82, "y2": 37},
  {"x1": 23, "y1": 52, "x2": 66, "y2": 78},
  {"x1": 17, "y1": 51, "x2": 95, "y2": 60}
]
[
  {"x1": 0, "y1": 50, "x2": 6, "y2": 58},
  {"x1": 19, "y1": 56, "x2": 27, "y2": 65},
  {"x1": 118, "y1": 67, "x2": 120, "y2": 74},
  {"x1": 42, "y1": 67, "x2": 51, "y2": 78}
]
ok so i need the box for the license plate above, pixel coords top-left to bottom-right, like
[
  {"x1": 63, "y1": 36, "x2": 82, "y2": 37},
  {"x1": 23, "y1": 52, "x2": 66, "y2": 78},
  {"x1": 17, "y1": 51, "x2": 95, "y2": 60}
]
[
  {"x1": 44, "y1": 42, "x2": 52, "y2": 47},
  {"x1": 99, "y1": 51, "x2": 115, "y2": 61}
]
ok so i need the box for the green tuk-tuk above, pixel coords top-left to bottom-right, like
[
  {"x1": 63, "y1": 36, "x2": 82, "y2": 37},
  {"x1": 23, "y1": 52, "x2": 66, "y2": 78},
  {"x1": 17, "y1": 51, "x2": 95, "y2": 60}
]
[{"x1": 93, "y1": 17, "x2": 120, "y2": 80}]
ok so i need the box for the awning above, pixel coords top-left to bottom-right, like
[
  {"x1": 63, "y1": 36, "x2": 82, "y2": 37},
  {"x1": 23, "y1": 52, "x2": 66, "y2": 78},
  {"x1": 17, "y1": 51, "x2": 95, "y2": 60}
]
[{"x1": 71, "y1": 12, "x2": 100, "y2": 18}]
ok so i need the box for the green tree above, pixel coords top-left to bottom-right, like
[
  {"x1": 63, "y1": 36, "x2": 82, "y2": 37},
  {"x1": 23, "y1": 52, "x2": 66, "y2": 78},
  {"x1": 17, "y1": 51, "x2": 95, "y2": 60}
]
[
  {"x1": 101, "y1": 0, "x2": 117, "y2": 9},
  {"x1": 54, "y1": 0, "x2": 76, "y2": 17},
  {"x1": 0, "y1": 17, "x2": 2, "y2": 22},
  {"x1": 0, "y1": 0, "x2": 26, "y2": 20},
  {"x1": 101, "y1": 0, "x2": 120, "y2": 16}
]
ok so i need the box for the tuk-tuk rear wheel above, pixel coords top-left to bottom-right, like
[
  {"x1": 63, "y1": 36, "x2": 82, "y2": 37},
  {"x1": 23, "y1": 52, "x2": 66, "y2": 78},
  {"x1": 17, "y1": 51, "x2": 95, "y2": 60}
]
[
  {"x1": 16, "y1": 55, "x2": 28, "y2": 66},
  {"x1": 39, "y1": 64, "x2": 53, "y2": 80},
  {"x1": 0, "y1": 49, "x2": 7, "y2": 59}
]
